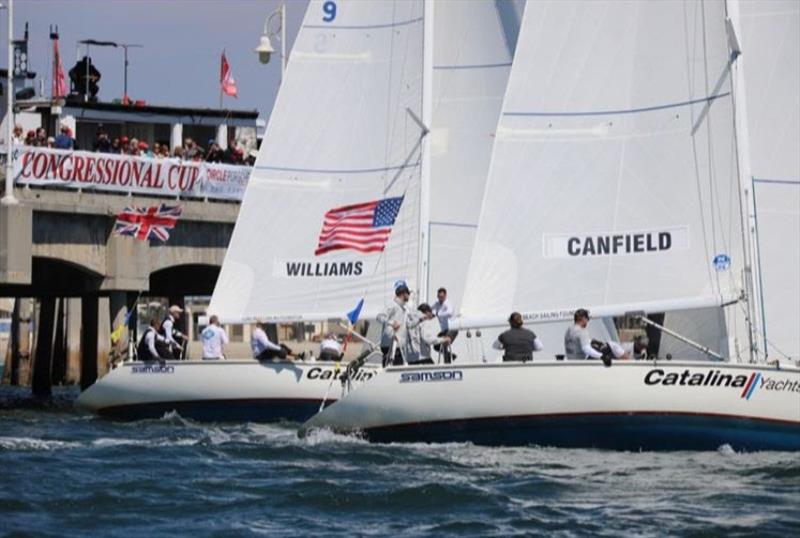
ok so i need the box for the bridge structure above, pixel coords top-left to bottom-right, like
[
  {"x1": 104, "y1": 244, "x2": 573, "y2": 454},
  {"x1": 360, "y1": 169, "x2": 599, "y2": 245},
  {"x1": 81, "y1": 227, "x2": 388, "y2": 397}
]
[{"x1": 0, "y1": 182, "x2": 239, "y2": 395}]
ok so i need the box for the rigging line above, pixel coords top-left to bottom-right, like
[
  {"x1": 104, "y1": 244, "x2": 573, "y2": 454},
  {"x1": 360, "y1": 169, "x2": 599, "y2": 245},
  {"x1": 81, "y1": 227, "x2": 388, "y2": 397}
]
[
  {"x1": 751, "y1": 177, "x2": 769, "y2": 359},
  {"x1": 686, "y1": 14, "x2": 716, "y2": 292},
  {"x1": 699, "y1": 0, "x2": 724, "y2": 298}
]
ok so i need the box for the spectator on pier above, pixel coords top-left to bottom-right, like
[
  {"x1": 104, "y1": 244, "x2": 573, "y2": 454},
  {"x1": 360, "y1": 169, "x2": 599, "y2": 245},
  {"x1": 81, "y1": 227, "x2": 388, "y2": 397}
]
[
  {"x1": 24, "y1": 130, "x2": 36, "y2": 145},
  {"x1": 172, "y1": 145, "x2": 184, "y2": 159},
  {"x1": 201, "y1": 315, "x2": 229, "y2": 360},
  {"x1": 205, "y1": 141, "x2": 224, "y2": 163},
  {"x1": 94, "y1": 129, "x2": 112, "y2": 153},
  {"x1": 138, "y1": 141, "x2": 152, "y2": 158},
  {"x1": 12, "y1": 124, "x2": 24, "y2": 143},
  {"x1": 54, "y1": 125, "x2": 75, "y2": 150},
  {"x1": 119, "y1": 135, "x2": 130, "y2": 154},
  {"x1": 183, "y1": 137, "x2": 200, "y2": 160},
  {"x1": 35, "y1": 127, "x2": 47, "y2": 147},
  {"x1": 128, "y1": 138, "x2": 141, "y2": 156},
  {"x1": 46, "y1": 137, "x2": 55, "y2": 148}
]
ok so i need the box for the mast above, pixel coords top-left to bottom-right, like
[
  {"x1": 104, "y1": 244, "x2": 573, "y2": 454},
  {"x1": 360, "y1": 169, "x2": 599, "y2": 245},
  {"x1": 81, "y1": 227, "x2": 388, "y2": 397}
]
[
  {"x1": 417, "y1": 0, "x2": 434, "y2": 303},
  {"x1": 726, "y1": 0, "x2": 761, "y2": 363}
]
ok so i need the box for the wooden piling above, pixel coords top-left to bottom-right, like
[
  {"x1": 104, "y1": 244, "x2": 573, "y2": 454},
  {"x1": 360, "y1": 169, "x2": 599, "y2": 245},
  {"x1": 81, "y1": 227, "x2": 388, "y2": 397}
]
[{"x1": 32, "y1": 296, "x2": 56, "y2": 397}]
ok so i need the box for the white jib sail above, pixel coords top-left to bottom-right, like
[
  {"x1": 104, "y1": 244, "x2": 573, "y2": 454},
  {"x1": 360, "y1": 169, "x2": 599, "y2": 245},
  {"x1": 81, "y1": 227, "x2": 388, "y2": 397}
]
[
  {"x1": 426, "y1": 0, "x2": 517, "y2": 306},
  {"x1": 458, "y1": 0, "x2": 744, "y2": 328},
  {"x1": 735, "y1": 0, "x2": 800, "y2": 359},
  {"x1": 210, "y1": 0, "x2": 426, "y2": 322}
]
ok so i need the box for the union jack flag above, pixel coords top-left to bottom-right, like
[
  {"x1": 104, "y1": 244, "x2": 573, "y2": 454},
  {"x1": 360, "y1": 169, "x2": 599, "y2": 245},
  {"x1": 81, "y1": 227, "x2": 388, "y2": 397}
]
[
  {"x1": 315, "y1": 197, "x2": 403, "y2": 256},
  {"x1": 113, "y1": 204, "x2": 182, "y2": 242}
]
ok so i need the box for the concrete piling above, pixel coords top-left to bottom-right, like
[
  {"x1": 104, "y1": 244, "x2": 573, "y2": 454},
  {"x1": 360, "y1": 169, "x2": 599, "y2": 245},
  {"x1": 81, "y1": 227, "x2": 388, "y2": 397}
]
[{"x1": 80, "y1": 295, "x2": 99, "y2": 391}]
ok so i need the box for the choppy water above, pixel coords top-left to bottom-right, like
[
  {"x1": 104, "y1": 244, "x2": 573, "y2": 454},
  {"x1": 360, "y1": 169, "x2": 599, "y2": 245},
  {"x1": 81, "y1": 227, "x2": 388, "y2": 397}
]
[{"x1": 1, "y1": 386, "x2": 798, "y2": 537}]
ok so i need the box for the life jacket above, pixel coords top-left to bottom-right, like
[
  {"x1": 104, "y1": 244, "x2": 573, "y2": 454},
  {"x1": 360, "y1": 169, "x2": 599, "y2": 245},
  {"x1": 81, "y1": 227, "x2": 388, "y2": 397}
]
[{"x1": 137, "y1": 327, "x2": 157, "y2": 361}]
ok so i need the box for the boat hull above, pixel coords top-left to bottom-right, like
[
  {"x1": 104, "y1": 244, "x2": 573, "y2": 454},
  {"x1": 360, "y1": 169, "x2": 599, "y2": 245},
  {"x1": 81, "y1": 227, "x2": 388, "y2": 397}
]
[
  {"x1": 301, "y1": 361, "x2": 800, "y2": 451},
  {"x1": 76, "y1": 360, "x2": 378, "y2": 423}
]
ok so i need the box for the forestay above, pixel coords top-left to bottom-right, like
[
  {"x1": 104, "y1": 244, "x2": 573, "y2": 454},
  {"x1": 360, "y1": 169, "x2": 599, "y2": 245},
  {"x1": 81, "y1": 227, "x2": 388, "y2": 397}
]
[
  {"x1": 459, "y1": 0, "x2": 744, "y2": 326},
  {"x1": 210, "y1": 0, "x2": 426, "y2": 322}
]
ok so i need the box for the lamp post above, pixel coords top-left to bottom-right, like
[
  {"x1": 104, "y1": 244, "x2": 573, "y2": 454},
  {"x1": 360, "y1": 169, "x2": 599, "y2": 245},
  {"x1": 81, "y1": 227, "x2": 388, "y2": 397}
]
[
  {"x1": 254, "y1": 2, "x2": 286, "y2": 82},
  {"x1": 2, "y1": 0, "x2": 17, "y2": 205}
]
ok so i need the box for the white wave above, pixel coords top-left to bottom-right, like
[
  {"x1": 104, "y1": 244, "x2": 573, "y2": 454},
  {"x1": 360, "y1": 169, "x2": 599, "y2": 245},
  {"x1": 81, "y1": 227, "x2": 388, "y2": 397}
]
[
  {"x1": 299, "y1": 426, "x2": 368, "y2": 447},
  {"x1": 0, "y1": 436, "x2": 81, "y2": 451}
]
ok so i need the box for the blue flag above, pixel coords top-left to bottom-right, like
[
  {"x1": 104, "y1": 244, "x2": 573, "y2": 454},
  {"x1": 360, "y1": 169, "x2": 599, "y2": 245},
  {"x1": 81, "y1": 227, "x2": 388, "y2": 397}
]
[{"x1": 347, "y1": 298, "x2": 364, "y2": 325}]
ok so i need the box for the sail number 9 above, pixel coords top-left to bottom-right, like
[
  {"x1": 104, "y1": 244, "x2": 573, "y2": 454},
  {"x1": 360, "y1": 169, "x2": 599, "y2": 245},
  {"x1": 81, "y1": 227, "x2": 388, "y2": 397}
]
[{"x1": 322, "y1": 1, "x2": 337, "y2": 22}]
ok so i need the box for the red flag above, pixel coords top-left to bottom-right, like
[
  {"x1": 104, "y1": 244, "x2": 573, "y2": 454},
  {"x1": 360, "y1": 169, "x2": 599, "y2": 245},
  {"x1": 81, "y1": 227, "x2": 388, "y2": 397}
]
[
  {"x1": 52, "y1": 38, "x2": 67, "y2": 98},
  {"x1": 220, "y1": 52, "x2": 238, "y2": 98}
]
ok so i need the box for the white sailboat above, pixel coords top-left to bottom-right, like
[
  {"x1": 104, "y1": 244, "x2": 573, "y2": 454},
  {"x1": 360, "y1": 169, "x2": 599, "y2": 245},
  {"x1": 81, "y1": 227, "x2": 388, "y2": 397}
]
[
  {"x1": 302, "y1": 0, "x2": 800, "y2": 450},
  {"x1": 76, "y1": 0, "x2": 517, "y2": 421}
]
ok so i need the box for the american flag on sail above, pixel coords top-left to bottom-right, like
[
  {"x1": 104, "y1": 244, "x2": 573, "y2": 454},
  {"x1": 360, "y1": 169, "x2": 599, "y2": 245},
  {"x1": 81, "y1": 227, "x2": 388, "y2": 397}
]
[
  {"x1": 315, "y1": 197, "x2": 404, "y2": 256},
  {"x1": 113, "y1": 204, "x2": 182, "y2": 242}
]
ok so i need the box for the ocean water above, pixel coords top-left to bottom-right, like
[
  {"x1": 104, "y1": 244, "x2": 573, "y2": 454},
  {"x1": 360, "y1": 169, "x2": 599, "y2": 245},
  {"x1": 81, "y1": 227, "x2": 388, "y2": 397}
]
[{"x1": 1, "y1": 386, "x2": 798, "y2": 537}]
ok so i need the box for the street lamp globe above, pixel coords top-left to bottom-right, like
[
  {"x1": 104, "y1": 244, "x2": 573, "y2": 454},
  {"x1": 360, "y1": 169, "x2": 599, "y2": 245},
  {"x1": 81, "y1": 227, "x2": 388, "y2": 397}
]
[{"x1": 255, "y1": 34, "x2": 275, "y2": 64}]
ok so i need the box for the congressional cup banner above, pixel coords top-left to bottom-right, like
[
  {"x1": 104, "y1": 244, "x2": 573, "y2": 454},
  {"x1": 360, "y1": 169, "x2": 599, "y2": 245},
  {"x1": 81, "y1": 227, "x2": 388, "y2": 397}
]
[{"x1": 8, "y1": 145, "x2": 250, "y2": 201}]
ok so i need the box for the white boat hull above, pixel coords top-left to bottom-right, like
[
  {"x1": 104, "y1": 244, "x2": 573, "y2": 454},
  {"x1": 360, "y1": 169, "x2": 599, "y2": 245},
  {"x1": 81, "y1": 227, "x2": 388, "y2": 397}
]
[
  {"x1": 301, "y1": 361, "x2": 800, "y2": 451},
  {"x1": 76, "y1": 360, "x2": 378, "y2": 422}
]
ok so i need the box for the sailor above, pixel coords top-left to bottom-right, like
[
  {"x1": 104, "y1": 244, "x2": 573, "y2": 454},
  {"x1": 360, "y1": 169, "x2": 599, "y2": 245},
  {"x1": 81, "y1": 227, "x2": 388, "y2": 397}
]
[
  {"x1": 377, "y1": 282, "x2": 412, "y2": 366},
  {"x1": 607, "y1": 335, "x2": 648, "y2": 360},
  {"x1": 251, "y1": 322, "x2": 294, "y2": 361},
  {"x1": 160, "y1": 305, "x2": 186, "y2": 360},
  {"x1": 201, "y1": 315, "x2": 229, "y2": 360},
  {"x1": 493, "y1": 312, "x2": 543, "y2": 362},
  {"x1": 409, "y1": 303, "x2": 452, "y2": 365},
  {"x1": 564, "y1": 309, "x2": 612, "y2": 366},
  {"x1": 431, "y1": 287, "x2": 455, "y2": 332},
  {"x1": 319, "y1": 333, "x2": 343, "y2": 362},
  {"x1": 431, "y1": 287, "x2": 458, "y2": 363},
  {"x1": 137, "y1": 319, "x2": 170, "y2": 361}
]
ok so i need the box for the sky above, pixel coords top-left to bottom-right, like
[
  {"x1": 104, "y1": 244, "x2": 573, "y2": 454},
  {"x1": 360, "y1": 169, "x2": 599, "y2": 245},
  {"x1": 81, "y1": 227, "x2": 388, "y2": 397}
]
[{"x1": 8, "y1": 0, "x2": 310, "y2": 120}]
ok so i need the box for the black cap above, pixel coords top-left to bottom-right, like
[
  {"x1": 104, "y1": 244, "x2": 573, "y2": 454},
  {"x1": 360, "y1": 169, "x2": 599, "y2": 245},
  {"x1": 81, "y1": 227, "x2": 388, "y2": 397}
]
[
  {"x1": 418, "y1": 303, "x2": 432, "y2": 314},
  {"x1": 395, "y1": 285, "x2": 410, "y2": 296}
]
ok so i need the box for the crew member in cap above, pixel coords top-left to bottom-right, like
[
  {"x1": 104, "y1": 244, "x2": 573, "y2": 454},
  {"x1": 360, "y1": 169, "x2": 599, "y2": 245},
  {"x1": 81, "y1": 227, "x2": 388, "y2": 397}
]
[
  {"x1": 493, "y1": 312, "x2": 543, "y2": 362},
  {"x1": 377, "y1": 281, "x2": 412, "y2": 366},
  {"x1": 160, "y1": 305, "x2": 186, "y2": 360},
  {"x1": 564, "y1": 308, "x2": 610, "y2": 365},
  {"x1": 409, "y1": 303, "x2": 452, "y2": 365}
]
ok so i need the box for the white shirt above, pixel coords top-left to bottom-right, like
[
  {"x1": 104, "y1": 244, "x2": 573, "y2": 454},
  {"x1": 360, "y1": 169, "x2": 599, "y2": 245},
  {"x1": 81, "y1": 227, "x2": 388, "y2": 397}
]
[
  {"x1": 415, "y1": 317, "x2": 447, "y2": 360},
  {"x1": 201, "y1": 324, "x2": 229, "y2": 359},
  {"x1": 376, "y1": 297, "x2": 411, "y2": 351},
  {"x1": 251, "y1": 327, "x2": 281, "y2": 357},
  {"x1": 320, "y1": 337, "x2": 342, "y2": 354},
  {"x1": 431, "y1": 299, "x2": 455, "y2": 331},
  {"x1": 162, "y1": 315, "x2": 181, "y2": 346},
  {"x1": 564, "y1": 324, "x2": 602, "y2": 359}
]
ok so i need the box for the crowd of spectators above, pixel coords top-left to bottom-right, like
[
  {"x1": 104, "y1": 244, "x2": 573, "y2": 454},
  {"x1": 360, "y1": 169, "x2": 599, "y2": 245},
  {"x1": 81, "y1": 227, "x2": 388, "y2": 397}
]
[{"x1": 13, "y1": 124, "x2": 255, "y2": 166}]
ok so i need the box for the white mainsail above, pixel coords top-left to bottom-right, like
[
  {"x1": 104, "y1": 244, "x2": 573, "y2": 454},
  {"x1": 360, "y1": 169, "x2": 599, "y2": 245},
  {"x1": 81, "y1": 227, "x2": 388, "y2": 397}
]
[
  {"x1": 735, "y1": 0, "x2": 800, "y2": 359},
  {"x1": 458, "y1": 0, "x2": 745, "y2": 329},
  {"x1": 210, "y1": 0, "x2": 427, "y2": 322}
]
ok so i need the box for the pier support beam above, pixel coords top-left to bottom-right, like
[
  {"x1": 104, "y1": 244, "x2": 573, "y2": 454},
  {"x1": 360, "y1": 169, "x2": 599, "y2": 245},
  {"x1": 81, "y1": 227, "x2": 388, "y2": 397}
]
[
  {"x1": 50, "y1": 298, "x2": 67, "y2": 386},
  {"x1": 9, "y1": 298, "x2": 33, "y2": 386},
  {"x1": 80, "y1": 295, "x2": 98, "y2": 390},
  {"x1": 32, "y1": 296, "x2": 56, "y2": 397},
  {"x1": 97, "y1": 296, "x2": 111, "y2": 378},
  {"x1": 65, "y1": 298, "x2": 82, "y2": 384}
]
